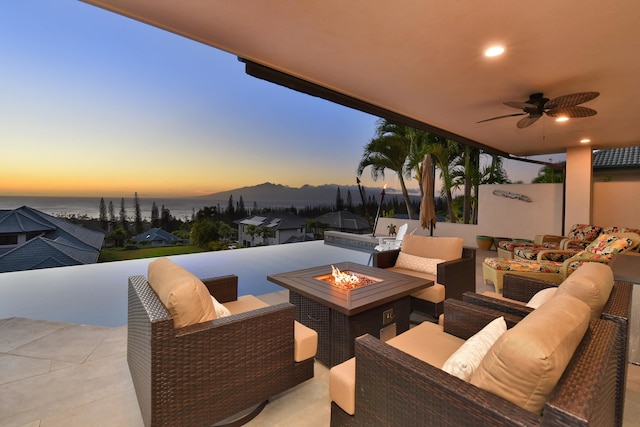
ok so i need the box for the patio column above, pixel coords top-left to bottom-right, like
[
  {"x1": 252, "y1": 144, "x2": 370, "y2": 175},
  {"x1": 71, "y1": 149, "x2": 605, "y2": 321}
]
[{"x1": 564, "y1": 146, "x2": 593, "y2": 231}]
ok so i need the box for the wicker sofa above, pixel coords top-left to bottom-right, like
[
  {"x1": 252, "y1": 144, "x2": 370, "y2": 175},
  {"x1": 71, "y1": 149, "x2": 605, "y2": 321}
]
[
  {"x1": 127, "y1": 258, "x2": 316, "y2": 426},
  {"x1": 372, "y1": 235, "x2": 476, "y2": 318},
  {"x1": 330, "y1": 298, "x2": 620, "y2": 426},
  {"x1": 463, "y1": 263, "x2": 632, "y2": 427}
]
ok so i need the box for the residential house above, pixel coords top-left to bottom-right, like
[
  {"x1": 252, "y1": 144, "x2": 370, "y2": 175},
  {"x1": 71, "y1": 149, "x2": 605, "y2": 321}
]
[
  {"x1": 314, "y1": 210, "x2": 371, "y2": 234},
  {"x1": 0, "y1": 206, "x2": 105, "y2": 272},
  {"x1": 132, "y1": 227, "x2": 183, "y2": 246},
  {"x1": 593, "y1": 146, "x2": 640, "y2": 182},
  {"x1": 235, "y1": 211, "x2": 310, "y2": 247}
]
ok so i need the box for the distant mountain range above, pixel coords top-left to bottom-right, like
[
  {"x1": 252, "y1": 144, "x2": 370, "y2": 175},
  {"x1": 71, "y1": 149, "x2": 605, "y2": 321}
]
[{"x1": 199, "y1": 182, "x2": 420, "y2": 208}]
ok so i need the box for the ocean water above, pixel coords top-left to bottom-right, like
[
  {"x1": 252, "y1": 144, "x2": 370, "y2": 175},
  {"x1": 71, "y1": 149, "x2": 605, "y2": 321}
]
[{"x1": 0, "y1": 196, "x2": 226, "y2": 220}]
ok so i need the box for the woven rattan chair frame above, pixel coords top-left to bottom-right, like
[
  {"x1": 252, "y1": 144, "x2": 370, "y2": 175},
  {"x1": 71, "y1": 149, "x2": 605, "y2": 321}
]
[
  {"x1": 127, "y1": 274, "x2": 314, "y2": 427},
  {"x1": 373, "y1": 246, "x2": 476, "y2": 317},
  {"x1": 462, "y1": 273, "x2": 632, "y2": 427},
  {"x1": 331, "y1": 298, "x2": 620, "y2": 426}
]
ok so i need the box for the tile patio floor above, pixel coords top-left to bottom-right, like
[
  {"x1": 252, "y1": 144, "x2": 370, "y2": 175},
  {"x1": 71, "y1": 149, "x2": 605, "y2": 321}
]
[{"x1": 1, "y1": 249, "x2": 639, "y2": 426}]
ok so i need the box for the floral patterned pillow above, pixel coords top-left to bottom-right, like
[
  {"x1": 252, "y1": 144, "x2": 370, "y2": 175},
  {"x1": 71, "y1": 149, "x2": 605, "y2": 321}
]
[
  {"x1": 584, "y1": 234, "x2": 633, "y2": 256},
  {"x1": 601, "y1": 226, "x2": 640, "y2": 235},
  {"x1": 568, "y1": 224, "x2": 602, "y2": 241}
]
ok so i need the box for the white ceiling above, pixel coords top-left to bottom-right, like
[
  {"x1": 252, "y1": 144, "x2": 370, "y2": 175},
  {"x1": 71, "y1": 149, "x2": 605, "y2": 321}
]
[{"x1": 82, "y1": 0, "x2": 640, "y2": 157}]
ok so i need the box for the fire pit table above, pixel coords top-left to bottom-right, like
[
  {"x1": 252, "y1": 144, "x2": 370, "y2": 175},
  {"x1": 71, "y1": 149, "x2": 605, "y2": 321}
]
[{"x1": 267, "y1": 262, "x2": 432, "y2": 366}]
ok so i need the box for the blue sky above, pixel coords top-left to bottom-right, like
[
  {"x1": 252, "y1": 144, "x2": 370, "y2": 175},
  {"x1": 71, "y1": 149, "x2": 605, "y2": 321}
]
[{"x1": 0, "y1": 1, "x2": 553, "y2": 198}]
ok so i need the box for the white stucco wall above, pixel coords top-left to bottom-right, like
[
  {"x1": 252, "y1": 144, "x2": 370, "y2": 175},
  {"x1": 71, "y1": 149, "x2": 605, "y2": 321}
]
[{"x1": 476, "y1": 183, "x2": 564, "y2": 239}]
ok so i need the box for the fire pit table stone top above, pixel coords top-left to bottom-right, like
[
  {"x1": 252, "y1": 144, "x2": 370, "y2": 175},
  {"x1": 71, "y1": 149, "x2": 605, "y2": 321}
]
[{"x1": 268, "y1": 261, "x2": 432, "y2": 316}]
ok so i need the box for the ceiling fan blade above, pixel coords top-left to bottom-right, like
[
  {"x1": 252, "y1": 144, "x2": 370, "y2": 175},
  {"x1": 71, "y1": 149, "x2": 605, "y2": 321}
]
[
  {"x1": 545, "y1": 92, "x2": 599, "y2": 109},
  {"x1": 504, "y1": 101, "x2": 536, "y2": 109},
  {"x1": 477, "y1": 112, "x2": 526, "y2": 123},
  {"x1": 546, "y1": 106, "x2": 598, "y2": 118},
  {"x1": 517, "y1": 115, "x2": 541, "y2": 128}
]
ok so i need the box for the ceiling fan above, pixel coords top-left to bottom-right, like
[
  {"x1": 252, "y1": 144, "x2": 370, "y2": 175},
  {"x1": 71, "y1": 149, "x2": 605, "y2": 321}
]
[{"x1": 478, "y1": 92, "x2": 599, "y2": 128}]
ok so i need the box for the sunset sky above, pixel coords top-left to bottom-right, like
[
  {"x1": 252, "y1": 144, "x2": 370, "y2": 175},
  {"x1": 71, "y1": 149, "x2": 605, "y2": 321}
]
[{"x1": 1, "y1": 1, "x2": 553, "y2": 198}]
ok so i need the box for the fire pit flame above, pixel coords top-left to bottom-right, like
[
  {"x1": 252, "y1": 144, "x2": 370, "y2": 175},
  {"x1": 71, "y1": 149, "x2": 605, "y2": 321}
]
[
  {"x1": 331, "y1": 265, "x2": 362, "y2": 286},
  {"x1": 315, "y1": 265, "x2": 380, "y2": 290}
]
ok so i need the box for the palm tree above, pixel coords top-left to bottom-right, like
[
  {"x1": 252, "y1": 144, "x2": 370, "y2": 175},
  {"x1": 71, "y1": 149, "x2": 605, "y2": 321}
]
[
  {"x1": 245, "y1": 224, "x2": 258, "y2": 246},
  {"x1": 452, "y1": 151, "x2": 511, "y2": 224},
  {"x1": 476, "y1": 154, "x2": 510, "y2": 223},
  {"x1": 360, "y1": 119, "x2": 501, "y2": 224},
  {"x1": 423, "y1": 139, "x2": 461, "y2": 223},
  {"x1": 357, "y1": 120, "x2": 416, "y2": 219},
  {"x1": 450, "y1": 145, "x2": 481, "y2": 224},
  {"x1": 483, "y1": 154, "x2": 510, "y2": 185},
  {"x1": 532, "y1": 164, "x2": 564, "y2": 183},
  {"x1": 399, "y1": 126, "x2": 463, "y2": 223}
]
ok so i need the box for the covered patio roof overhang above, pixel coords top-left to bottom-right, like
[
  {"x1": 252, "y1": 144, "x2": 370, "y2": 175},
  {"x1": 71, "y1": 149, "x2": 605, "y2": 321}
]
[{"x1": 81, "y1": 0, "x2": 640, "y2": 228}]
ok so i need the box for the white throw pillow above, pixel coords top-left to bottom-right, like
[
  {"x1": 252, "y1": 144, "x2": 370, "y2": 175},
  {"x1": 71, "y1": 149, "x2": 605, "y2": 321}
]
[
  {"x1": 441, "y1": 316, "x2": 507, "y2": 381},
  {"x1": 395, "y1": 252, "x2": 444, "y2": 275},
  {"x1": 525, "y1": 287, "x2": 558, "y2": 309},
  {"x1": 211, "y1": 296, "x2": 231, "y2": 318}
]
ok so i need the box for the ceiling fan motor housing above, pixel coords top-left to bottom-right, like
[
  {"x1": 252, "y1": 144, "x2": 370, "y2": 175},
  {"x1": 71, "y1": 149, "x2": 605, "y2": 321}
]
[{"x1": 525, "y1": 93, "x2": 549, "y2": 115}]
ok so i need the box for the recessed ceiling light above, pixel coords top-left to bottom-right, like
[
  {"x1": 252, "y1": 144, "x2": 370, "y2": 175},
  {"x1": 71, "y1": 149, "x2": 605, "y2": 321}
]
[
  {"x1": 580, "y1": 138, "x2": 591, "y2": 144},
  {"x1": 555, "y1": 116, "x2": 569, "y2": 122},
  {"x1": 484, "y1": 46, "x2": 505, "y2": 57}
]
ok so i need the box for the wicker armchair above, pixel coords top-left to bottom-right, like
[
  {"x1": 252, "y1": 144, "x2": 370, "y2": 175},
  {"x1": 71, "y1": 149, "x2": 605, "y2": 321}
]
[
  {"x1": 373, "y1": 245, "x2": 476, "y2": 317},
  {"x1": 331, "y1": 299, "x2": 620, "y2": 427},
  {"x1": 128, "y1": 274, "x2": 314, "y2": 427},
  {"x1": 462, "y1": 273, "x2": 632, "y2": 427}
]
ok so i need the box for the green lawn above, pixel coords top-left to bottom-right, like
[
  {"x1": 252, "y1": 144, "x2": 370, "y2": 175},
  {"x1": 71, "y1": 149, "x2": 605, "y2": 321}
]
[{"x1": 98, "y1": 245, "x2": 206, "y2": 262}]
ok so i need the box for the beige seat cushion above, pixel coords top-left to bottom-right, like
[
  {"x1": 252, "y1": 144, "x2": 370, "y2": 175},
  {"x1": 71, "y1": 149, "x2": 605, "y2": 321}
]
[
  {"x1": 330, "y1": 358, "x2": 356, "y2": 415},
  {"x1": 411, "y1": 283, "x2": 445, "y2": 303},
  {"x1": 555, "y1": 262, "x2": 614, "y2": 319},
  {"x1": 294, "y1": 321, "x2": 318, "y2": 362},
  {"x1": 225, "y1": 295, "x2": 317, "y2": 362},
  {"x1": 387, "y1": 266, "x2": 445, "y2": 303},
  {"x1": 401, "y1": 235, "x2": 464, "y2": 261},
  {"x1": 331, "y1": 321, "x2": 464, "y2": 415},
  {"x1": 147, "y1": 258, "x2": 216, "y2": 328},
  {"x1": 387, "y1": 321, "x2": 463, "y2": 368},
  {"x1": 390, "y1": 235, "x2": 462, "y2": 305},
  {"x1": 470, "y1": 293, "x2": 591, "y2": 414},
  {"x1": 224, "y1": 294, "x2": 269, "y2": 314},
  {"x1": 388, "y1": 266, "x2": 445, "y2": 302}
]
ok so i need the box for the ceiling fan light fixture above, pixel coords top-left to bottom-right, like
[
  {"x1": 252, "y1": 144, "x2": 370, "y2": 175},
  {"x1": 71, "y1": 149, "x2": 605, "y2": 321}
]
[
  {"x1": 484, "y1": 46, "x2": 504, "y2": 57},
  {"x1": 555, "y1": 116, "x2": 569, "y2": 122}
]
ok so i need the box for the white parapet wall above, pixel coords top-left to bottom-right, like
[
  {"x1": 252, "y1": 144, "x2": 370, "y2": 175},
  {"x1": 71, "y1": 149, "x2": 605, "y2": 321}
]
[{"x1": 364, "y1": 183, "x2": 564, "y2": 248}]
